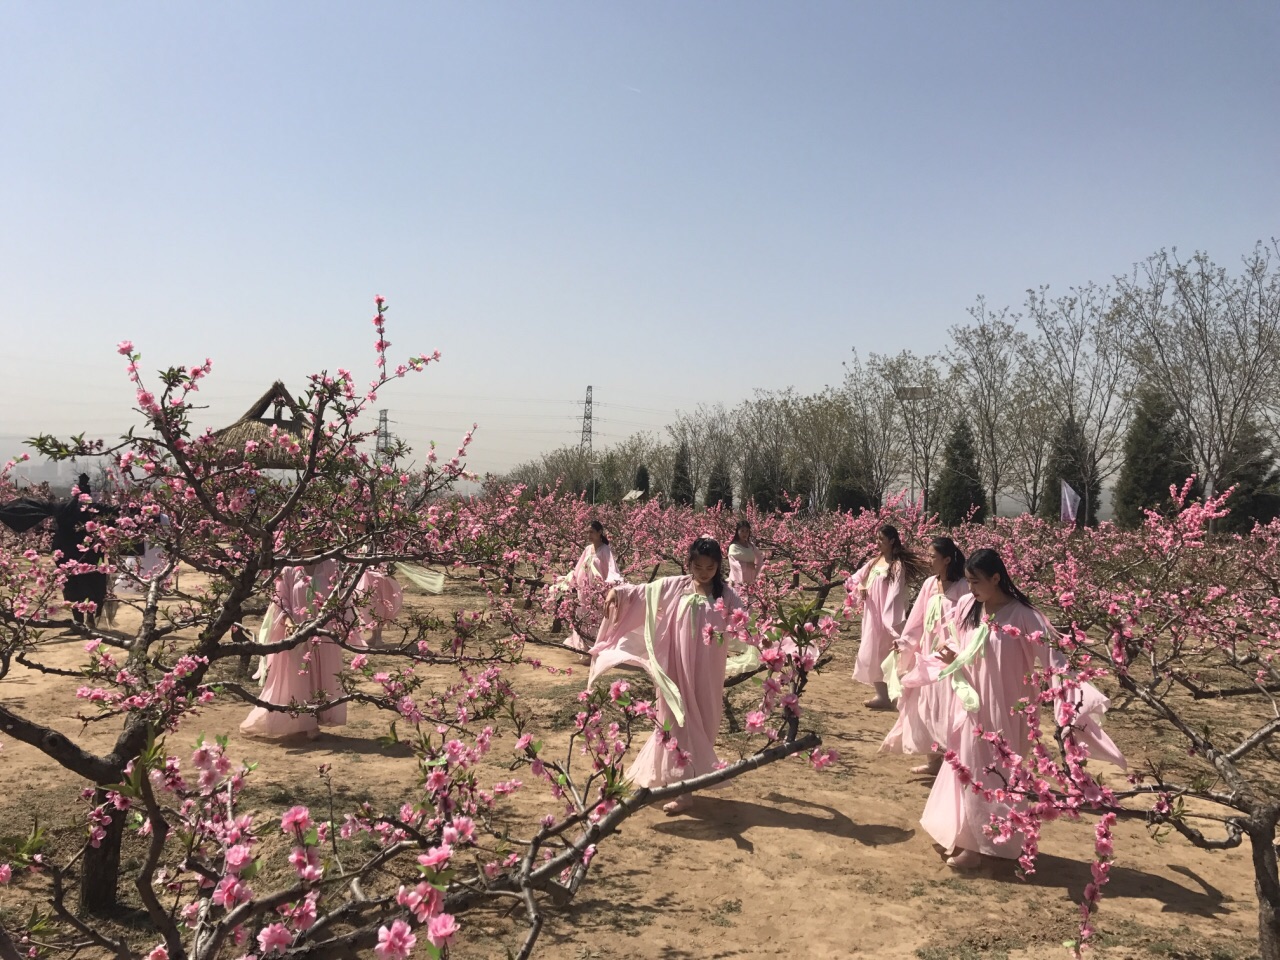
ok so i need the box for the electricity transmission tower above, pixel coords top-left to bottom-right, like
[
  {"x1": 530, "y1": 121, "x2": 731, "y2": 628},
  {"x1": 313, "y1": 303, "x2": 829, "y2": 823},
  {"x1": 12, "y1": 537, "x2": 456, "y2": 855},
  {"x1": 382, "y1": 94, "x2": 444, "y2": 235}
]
[
  {"x1": 580, "y1": 387, "x2": 596, "y2": 503},
  {"x1": 579, "y1": 386, "x2": 593, "y2": 457},
  {"x1": 376, "y1": 409, "x2": 392, "y2": 460}
]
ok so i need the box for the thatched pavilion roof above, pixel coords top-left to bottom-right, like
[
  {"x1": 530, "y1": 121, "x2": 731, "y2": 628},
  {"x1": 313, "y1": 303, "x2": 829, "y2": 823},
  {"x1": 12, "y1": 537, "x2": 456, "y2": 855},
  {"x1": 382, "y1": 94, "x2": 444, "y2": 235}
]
[{"x1": 212, "y1": 381, "x2": 307, "y2": 469}]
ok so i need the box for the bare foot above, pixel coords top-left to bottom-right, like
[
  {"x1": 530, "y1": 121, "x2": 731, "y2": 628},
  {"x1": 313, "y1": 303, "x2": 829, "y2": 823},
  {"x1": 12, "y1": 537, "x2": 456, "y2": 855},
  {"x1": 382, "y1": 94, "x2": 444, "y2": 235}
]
[
  {"x1": 662, "y1": 795, "x2": 693, "y2": 815},
  {"x1": 863, "y1": 697, "x2": 894, "y2": 710},
  {"x1": 946, "y1": 849, "x2": 982, "y2": 870},
  {"x1": 910, "y1": 761, "x2": 942, "y2": 775}
]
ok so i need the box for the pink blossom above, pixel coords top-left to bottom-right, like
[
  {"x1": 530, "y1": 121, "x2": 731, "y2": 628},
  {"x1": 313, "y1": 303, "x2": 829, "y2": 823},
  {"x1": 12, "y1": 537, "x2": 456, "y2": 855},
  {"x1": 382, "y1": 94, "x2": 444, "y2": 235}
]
[
  {"x1": 280, "y1": 805, "x2": 312, "y2": 834},
  {"x1": 224, "y1": 844, "x2": 255, "y2": 873},
  {"x1": 396, "y1": 881, "x2": 442, "y2": 923},
  {"x1": 374, "y1": 919, "x2": 416, "y2": 960},
  {"x1": 256, "y1": 923, "x2": 292, "y2": 955},
  {"x1": 426, "y1": 913, "x2": 460, "y2": 949},
  {"x1": 417, "y1": 843, "x2": 452, "y2": 869}
]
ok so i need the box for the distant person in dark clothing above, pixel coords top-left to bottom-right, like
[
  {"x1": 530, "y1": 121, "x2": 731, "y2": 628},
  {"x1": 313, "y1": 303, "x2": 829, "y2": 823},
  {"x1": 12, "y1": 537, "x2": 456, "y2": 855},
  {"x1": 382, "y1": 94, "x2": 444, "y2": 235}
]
[{"x1": 0, "y1": 473, "x2": 113, "y2": 626}]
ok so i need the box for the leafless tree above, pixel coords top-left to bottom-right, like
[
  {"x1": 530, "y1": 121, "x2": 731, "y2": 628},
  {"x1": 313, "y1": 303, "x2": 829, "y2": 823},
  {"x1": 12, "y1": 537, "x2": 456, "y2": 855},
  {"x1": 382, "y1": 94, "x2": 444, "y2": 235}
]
[
  {"x1": 1003, "y1": 379, "x2": 1057, "y2": 514},
  {"x1": 782, "y1": 388, "x2": 854, "y2": 511},
  {"x1": 870, "y1": 351, "x2": 956, "y2": 511},
  {"x1": 948, "y1": 299, "x2": 1025, "y2": 517},
  {"x1": 1113, "y1": 243, "x2": 1280, "y2": 501},
  {"x1": 1024, "y1": 282, "x2": 1135, "y2": 520},
  {"x1": 842, "y1": 351, "x2": 905, "y2": 508},
  {"x1": 732, "y1": 390, "x2": 797, "y2": 506}
]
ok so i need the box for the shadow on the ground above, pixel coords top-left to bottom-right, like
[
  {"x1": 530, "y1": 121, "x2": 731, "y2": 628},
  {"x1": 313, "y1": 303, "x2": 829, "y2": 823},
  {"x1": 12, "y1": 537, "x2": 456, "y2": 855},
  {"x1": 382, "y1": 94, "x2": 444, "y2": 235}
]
[
  {"x1": 976, "y1": 852, "x2": 1231, "y2": 918},
  {"x1": 277, "y1": 732, "x2": 415, "y2": 758},
  {"x1": 649, "y1": 791, "x2": 915, "y2": 854}
]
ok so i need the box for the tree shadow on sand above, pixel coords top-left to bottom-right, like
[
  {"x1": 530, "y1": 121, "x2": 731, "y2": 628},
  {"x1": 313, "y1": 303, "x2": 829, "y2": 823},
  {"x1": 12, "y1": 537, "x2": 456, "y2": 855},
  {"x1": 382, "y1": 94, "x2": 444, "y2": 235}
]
[
  {"x1": 278, "y1": 732, "x2": 414, "y2": 759},
  {"x1": 974, "y1": 852, "x2": 1230, "y2": 918},
  {"x1": 529, "y1": 887, "x2": 693, "y2": 955},
  {"x1": 650, "y1": 791, "x2": 915, "y2": 854}
]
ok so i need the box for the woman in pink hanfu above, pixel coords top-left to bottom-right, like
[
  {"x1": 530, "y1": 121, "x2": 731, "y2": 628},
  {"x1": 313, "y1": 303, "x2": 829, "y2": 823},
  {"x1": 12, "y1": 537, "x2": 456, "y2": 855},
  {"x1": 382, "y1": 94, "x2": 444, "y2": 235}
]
[
  {"x1": 354, "y1": 566, "x2": 404, "y2": 647},
  {"x1": 879, "y1": 536, "x2": 971, "y2": 775},
  {"x1": 847, "y1": 525, "x2": 926, "y2": 710},
  {"x1": 726, "y1": 520, "x2": 760, "y2": 594},
  {"x1": 241, "y1": 559, "x2": 355, "y2": 740},
  {"x1": 921, "y1": 548, "x2": 1127, "y2": 870},
  {"x1": 590, "y1": 536, "x2": 745, "y2": 815},
  {"x1": 560, "y1": 521, "x2": 624, "y2": 653}
]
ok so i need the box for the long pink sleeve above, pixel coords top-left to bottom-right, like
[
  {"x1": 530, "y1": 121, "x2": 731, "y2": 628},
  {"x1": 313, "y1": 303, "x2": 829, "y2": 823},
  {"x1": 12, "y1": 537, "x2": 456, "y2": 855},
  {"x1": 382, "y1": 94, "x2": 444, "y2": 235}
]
[
  {"x1": 596, "y1": 544, "x2": 623, "y2": 583},
  {"x1": 898, "y1": 577, "x2": 935, "y2": 658}
]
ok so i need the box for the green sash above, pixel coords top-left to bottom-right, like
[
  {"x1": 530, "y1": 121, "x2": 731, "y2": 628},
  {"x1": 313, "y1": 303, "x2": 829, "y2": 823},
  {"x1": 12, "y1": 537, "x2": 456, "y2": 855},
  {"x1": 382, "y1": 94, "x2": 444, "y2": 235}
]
[
  {"x1": 644, "y1": 581, "x2": 689, "y2": 726},
  {"x1": 938, "y1": 618, "x2": 987, "y2": 713}
]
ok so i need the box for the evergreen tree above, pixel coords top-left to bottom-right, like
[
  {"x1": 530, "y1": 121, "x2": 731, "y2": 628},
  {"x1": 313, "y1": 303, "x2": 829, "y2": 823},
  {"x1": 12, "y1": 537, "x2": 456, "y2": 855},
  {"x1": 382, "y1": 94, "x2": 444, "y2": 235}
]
[
  {"x1": 1039, "y1": 417, "x2": 1101, "y2": 527},
  {"x1": 633, "y1": 464, "x2": 650, "y2": 497},
  {"x1": 670, "y1": 443, "x2": 695, "y2": 506},
  {"x1": 1220, "y1": 419, "x2": 1280, "y2": 533},
  {"x1": 1113, "y1": 384, "x2": 1196, "y2": 528},
  {"x1": 932, "y1": 419, "x2": 987, "y2": 526},
  {"x1": 825, "y1": 447, "x2": 876, "y2": 512},
  {"x1": 705, "y1": 459, "x2": 734, "y2": 509},
  {"x1": 742, "y1": 455, "x2": 786, "y2": 511}
]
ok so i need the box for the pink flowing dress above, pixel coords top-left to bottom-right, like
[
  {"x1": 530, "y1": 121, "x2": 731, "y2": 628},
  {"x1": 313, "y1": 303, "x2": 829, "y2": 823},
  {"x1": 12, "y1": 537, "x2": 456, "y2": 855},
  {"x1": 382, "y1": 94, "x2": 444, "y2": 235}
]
[
  {"x1": 727, "y1": 543, "x2": 759, "y2": 592},
  {"x1": 562, "y1": 543, "x2": 623, "y2": 653},
  {"x1": 589, "y1": 575, "x2": 744, "y2": 787},
  {"x1": 240, "y1": 560, "x2": 353, "y2": 739},
  {"x1": 920, "y1": 596, "x2": 1127, "y2": 858},
  {"x1": 848, "y1": 558, "x2": 908, "y2": 685},
  {"x1": 879, "y1": 577, "x2": 971, "y2": 756},
  {"x1": 354, "y1": 568, "x2": 404, "y2": 647}
]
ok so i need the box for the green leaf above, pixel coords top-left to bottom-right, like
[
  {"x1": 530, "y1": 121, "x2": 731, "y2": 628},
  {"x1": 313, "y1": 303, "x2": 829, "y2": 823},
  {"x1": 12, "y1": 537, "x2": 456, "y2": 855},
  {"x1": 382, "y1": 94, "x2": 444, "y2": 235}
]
[
  {"x1": 379, "y1": 721, "x2": 400, "y2": 747},
  {"x1": 302, "y1": 826, "x2": 319, "y2": 847}
]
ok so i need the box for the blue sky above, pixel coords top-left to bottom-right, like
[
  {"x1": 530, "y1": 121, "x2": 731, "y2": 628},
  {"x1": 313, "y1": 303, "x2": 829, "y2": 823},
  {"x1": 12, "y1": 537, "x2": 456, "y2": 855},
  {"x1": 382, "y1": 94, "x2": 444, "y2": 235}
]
[{"x1": 1, "y1": 2, "x2": 1277, "y2": 476}]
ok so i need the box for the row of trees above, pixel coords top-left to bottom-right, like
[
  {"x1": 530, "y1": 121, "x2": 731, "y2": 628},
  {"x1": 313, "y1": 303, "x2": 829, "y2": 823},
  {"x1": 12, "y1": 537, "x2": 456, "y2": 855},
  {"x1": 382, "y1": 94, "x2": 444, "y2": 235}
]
[{"x1": 504, "y1": 243, "x2": 1280, "y2": 529}]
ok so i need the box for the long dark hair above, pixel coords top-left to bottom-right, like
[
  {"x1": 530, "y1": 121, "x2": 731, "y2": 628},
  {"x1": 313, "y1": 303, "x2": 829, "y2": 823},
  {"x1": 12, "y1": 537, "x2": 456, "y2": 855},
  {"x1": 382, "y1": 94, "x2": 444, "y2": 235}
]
[
  {"x1": 729, "y1": 520, "x2": 752, "y2": 546},
  {"x1": 931, "y1": 536, "x2": 966, "y2": 584},
  {"x1": 589, "y1": 520, "x2": 609, "y2": 545},
  {"x1": 687, "y1": 536, "x2": 726, "y2": 601},
  {"x1": 963, "y1": 548, "x2": 1034, "y2": 627},
  {"x1": 879, "y1": 525, "x2": 927, "y2": 583}
]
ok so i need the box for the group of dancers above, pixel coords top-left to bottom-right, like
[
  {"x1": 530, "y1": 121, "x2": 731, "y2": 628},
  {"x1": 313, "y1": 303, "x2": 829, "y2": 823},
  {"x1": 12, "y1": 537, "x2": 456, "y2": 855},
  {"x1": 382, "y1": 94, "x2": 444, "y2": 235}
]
[
  {"x1": 2, "y1": 482, "x2": 1123, "y2": 868},
  {"x1": 848, "y1": 527, "x2": 1125, "y2": 866},
  {"x1": 569, "y1": 520, "x2": 1126, "y2": 868}
]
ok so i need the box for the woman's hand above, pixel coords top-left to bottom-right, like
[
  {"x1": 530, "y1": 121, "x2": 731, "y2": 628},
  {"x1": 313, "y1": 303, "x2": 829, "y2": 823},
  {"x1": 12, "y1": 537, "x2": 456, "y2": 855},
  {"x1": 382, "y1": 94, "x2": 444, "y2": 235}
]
[
  {"x1": 937, "y1": 647, "x2": 958, "y2": 665},
  {"x1": 602, "y1": 589, "x2": 619, "y2": 622}
]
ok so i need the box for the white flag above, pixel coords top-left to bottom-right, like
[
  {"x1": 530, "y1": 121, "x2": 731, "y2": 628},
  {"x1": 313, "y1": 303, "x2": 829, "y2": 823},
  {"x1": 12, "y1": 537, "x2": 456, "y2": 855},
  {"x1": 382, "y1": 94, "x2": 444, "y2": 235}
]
[{"x1": 1060, "y1": 480, "x2": 1082, "y2": 524}]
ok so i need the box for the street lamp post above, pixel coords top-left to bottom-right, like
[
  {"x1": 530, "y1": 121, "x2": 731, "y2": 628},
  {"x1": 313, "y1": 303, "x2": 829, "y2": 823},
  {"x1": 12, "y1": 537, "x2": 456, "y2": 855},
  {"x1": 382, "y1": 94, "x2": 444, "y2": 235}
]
[{"x1": 894, "y1": 385, "x2": 931, "y2": 506}]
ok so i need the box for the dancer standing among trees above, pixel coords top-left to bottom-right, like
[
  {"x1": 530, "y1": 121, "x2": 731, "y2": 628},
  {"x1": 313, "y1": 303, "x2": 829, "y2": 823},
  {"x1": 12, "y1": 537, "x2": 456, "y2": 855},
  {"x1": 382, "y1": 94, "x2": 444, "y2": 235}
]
[
  {"x1": 848, "y1": 525, "x2": 926, "y2": 710},
  {"x1": 354, "y1": 564, "x2": 404, "y2": 646},
  {"x1": 592, "y1": 536, "x2": 744, "y2": 814},
  {"x1": 241, "y1": 559, "x2": 358, "y2": 740},
  {"x1": 879, "y1": 536, "x2": 971, "y2": 774},
  {"x1": 726, "y1": 519, "x2": 760, "y2": 593},
  {"x1": 920, "y1": 548, "x2": 1126, "y2": 869},
  {"x1": 560, "y1": 520, "x2": 623, "y2": 653}
]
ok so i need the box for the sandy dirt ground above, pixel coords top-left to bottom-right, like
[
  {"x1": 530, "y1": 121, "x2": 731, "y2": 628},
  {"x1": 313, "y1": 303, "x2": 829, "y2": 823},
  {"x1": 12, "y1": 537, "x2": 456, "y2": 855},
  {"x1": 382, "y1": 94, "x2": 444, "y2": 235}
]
[{"x1": 0, "y1": 572, "x2": 1264, "y2": 960}]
